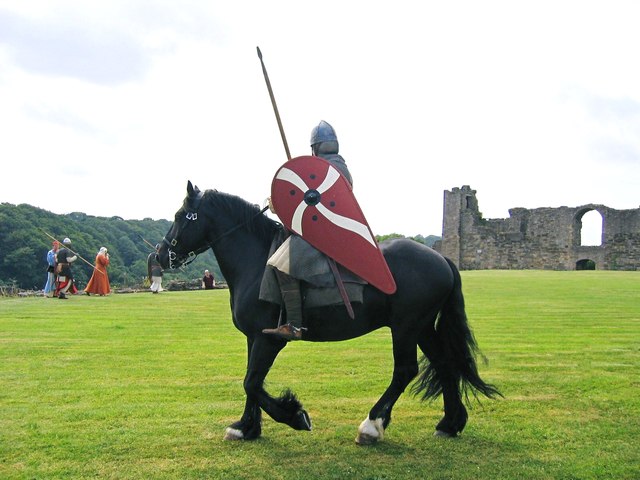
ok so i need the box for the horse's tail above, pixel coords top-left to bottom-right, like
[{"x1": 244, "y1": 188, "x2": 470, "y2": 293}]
[{"x1": 413, "y1": 257, "x2": 501, "y2": 403}]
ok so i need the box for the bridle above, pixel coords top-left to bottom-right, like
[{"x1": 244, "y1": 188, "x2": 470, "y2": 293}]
[{"x1": 162, "y1": 190, "x2": 269, "y2": 269}]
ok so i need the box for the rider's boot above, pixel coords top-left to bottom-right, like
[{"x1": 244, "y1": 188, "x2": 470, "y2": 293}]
[{"x1": 263, "y1": 273, "x2": 304, "y2": 341}]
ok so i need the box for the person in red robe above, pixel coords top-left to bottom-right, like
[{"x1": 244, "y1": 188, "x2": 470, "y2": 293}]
[{"x1": 84, "y1": 247, "x2": 111, "y2": 296}]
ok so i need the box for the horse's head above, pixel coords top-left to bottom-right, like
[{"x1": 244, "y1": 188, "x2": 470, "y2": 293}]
[{"x1": 158, "y1": 181, "x2": 211, "y2": 270}]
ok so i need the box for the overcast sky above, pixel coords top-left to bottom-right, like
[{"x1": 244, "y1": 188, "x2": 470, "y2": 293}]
[{"x1": 1, "y1": 1, "x2": 638, "y2": 241}]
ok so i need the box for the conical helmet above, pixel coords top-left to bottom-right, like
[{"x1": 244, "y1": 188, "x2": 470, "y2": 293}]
[{"x1": 310, "y1": 120, "x2": 338, "y2": 146}]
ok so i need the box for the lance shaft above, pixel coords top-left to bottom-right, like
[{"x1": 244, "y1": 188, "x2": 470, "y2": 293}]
[
  {"x1": 137, "y1": 233, "x2": 157, "y2": 250},
  {"x1": 257, "y1": 46, "x2": 291, "y2": 161},
  {"x1": 39, "y1": 229, "x2": 104, "y2": 275}
]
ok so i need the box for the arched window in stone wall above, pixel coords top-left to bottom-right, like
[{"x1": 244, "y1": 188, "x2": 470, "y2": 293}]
[
  {"x1": 576, "y1": 259, "x2": 596, "y2": 270},
  {"x1": 580, "y1": 210, "x2": 603, "y2": 246}
]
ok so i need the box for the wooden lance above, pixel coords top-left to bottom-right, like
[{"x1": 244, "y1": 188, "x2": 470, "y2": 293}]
[
  {"x1": 257, "y1": 46, "x2": 292, "y2": 161},
  {"x1": 137, "y1": 233, "x2": 157, "y2": 250}
]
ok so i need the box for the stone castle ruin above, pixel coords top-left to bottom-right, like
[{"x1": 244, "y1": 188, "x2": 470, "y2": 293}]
[{"x1": 437, "y1": 186, "x2": 640, "y2": 271}]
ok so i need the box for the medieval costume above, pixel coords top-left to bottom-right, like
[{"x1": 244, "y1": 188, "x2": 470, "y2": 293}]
[
  {"x1": 84, "y1": 247, "x2": 111, "y2": 296},
  {"x1": 148, "y1": 245, "x2": 164, "y2": 293},
  {"x1": 262, "y1": 120, "x2": 353, "y2": 340},
  {"x1": 55, "y1": 237, "x2": 78, "y2": 299},
  {"x1": 43, "y1": 240, "x2": 59, "y2": 297}
]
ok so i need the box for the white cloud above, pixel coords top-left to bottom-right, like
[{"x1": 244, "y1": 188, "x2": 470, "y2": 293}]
[{"x1": 1, "y1": 0, "x2": 638, "y2": 238}]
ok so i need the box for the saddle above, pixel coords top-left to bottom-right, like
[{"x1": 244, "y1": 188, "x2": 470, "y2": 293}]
[{"x1": 259, "y1": 230, "x2": 367, "y2": 309}]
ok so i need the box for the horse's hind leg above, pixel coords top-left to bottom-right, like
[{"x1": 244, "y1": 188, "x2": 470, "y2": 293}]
[
  {"x1": 417, "y1": 335, "x2": 468, "y2": 437},
  {"x1": 356, "y1": 332, "x2": 419, "y2": 445}
]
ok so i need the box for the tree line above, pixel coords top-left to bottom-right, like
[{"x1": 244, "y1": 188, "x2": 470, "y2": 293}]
[
  {"x1": 0, "y1": 202, "x2": 221, "y2": 291},
  {"x1": 0, "y1": 202, "x2": 440, "y2": 291}
]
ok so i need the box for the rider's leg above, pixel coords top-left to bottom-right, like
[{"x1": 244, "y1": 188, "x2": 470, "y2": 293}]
[{"x1": 262, "y1": 271, "x2": 304, "y2": 340}]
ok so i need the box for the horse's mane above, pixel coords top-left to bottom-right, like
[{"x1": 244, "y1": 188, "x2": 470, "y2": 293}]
[{"x1": 202, "y1": 189, "x2": 281, "y2": 241}]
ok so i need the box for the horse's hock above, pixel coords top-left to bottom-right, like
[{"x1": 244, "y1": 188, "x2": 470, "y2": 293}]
[{"x1": 436, "y1": 185, "x2": 640, "y2": 271}]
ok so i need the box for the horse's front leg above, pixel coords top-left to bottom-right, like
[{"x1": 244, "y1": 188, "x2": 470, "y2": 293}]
[
  {"x1": 224, "y1": 337, "x2": 263, "y2": 441},
  {"x1": 224, "y1": 337, "x2": 311, "y2": 441},
  {"x1": 224, "y1": 395, "x2": 262, "y2": 441}
]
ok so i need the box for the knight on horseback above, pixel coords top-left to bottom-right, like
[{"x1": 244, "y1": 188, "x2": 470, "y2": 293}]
[
  {"x1": 154, "y1": 50, "x2": 500, "y2": 442},
  {"x1": 262, "y1": 120, "x2": 353, "y2": 341}
]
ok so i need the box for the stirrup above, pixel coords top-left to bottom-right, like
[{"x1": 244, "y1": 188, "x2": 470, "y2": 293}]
[{"x1": 262, "y1": 323, "x2": 305, "y2": 341}]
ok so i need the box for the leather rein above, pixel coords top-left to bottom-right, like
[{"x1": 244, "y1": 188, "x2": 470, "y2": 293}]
[{"x1": 163, "y1": 190, "x2": 269, "y2": 269}]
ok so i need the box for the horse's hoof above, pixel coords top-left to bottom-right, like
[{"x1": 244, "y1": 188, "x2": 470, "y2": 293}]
[
  {"x1": 355, "y1": 432, "x2": 379, "y2": 445},
  {"x1": 433, "y1": 429, "x2": 457, "y2": 438},
  {"x1": 223, "y1": 427, "x2": 244, "y2": 441},
  {"x1": 291, "y1": 410, "x2": 312, "y2": 431},
  {"x1": 355, "y1": 417, "x2": 384, "y2": 445}
]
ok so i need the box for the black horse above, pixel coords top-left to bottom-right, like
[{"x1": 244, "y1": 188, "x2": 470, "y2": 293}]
[{"x1": 158, "y1": 181, "x2": 500, "y2": 444}]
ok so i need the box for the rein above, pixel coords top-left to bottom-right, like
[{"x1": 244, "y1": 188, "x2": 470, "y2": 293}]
[
  {"x1": 209, "y1": 204, "x2": 270, "y2": 245},
  {"x1": 163, "y1": 192, "x2": 269, "y2": 268}
]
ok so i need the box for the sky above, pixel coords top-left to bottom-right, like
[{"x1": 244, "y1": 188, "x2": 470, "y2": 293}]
[{"x1": 1, "y1": 1, "x2": 638, "y2": 242}]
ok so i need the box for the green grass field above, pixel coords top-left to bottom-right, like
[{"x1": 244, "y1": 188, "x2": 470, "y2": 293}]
[{"x1": 1, "y1": 271, "x2": 638, "y2": 479}]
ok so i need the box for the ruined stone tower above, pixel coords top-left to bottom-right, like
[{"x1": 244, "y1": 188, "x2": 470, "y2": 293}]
[{"x1": 438, "y1": 185, "x2": 640, "y2": 270}]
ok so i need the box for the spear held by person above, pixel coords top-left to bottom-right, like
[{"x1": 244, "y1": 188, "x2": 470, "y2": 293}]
[{"x1": 39, "y1": 229, "x2": 104, "y2": 275}]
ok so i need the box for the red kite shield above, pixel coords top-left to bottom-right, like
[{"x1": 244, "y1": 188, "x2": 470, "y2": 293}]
[{"x1": 271, "y1": 155, "x2": 397, "y2": 294}]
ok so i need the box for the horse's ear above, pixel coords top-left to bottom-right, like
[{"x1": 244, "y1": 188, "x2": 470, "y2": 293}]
[{"x1": 187, "y1": 181, "x2": 201, "y2": 196}]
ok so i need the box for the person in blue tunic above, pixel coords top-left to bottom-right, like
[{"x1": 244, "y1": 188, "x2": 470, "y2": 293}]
[{"x1": 43, "y1": 240, "x2": 59, "y2": 298}]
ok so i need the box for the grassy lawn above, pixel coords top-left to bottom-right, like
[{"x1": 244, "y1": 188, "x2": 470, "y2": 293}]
[{"x1": 1, "y1": 271, "x2": 638, "y2": 479}]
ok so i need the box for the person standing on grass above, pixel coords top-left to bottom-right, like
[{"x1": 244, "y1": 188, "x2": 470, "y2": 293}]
[
  {"x1": 43, "y1": 240, "x2": 59, "y2": 298},
  {"x1": 147, "y1": 244, "x2": 164, "y2": 294},
  {"x1": 55, "y1": 237, "x2": 78, "y2": 299},
  {"x1": 84, "y1": 247, "x2": 111, "y2": 296}
]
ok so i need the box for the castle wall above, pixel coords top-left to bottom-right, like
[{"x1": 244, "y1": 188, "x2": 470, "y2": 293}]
[{"x1": 438, "y1": 186, "x2": 640, "y2": 271}]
